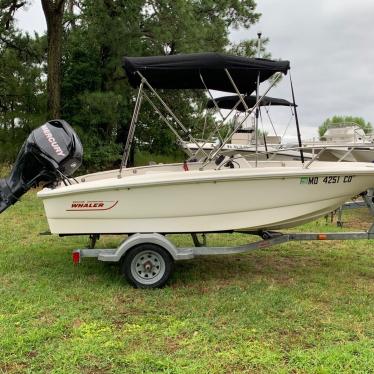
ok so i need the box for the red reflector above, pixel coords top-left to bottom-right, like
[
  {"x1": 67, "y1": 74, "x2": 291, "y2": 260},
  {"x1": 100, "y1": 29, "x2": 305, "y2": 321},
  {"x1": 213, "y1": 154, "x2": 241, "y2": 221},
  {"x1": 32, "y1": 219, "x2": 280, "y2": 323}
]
[
  {"x1": 318, "y1": 234, "x2": 327, "y2": 240},
  {"x1": 72, "y1": 251, "x2": 80, "y2": 264}
]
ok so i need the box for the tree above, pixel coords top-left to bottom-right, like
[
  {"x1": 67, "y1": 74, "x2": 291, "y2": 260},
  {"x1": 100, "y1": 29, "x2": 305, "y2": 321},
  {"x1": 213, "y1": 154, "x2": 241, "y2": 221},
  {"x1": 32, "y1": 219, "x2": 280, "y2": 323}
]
[
  {"x1": 1, "y1": 0, "x2": 66, "y2": 118},
  {"x1": 41, "y1": 0, "x2": 66, "y2": 118},
  {"x1": 61, "y1": 0, "x2": 262, "y2": 167},
  {"x1": 0, "y1": 2, "x2": 47, "y2": 162},
  {"x1": 1, "y1": 0, "x2": 265, "y2": 169},
  {"x1": 319, "y1": 115, "x2": 373, "y2": 137},
  {"x1": 0, "y1": 0, "x2": 28, "y2": 31},
  {"x1": 0, "y1": 32, "x2": 46, "y2": 162}
]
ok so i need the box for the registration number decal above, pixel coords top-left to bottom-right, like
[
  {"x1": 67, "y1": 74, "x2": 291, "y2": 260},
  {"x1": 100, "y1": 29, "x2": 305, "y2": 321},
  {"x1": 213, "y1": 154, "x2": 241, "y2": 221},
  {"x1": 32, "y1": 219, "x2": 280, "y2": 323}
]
[{"x1": 300, "y1": 176, "x2": 353, "y2": 185}]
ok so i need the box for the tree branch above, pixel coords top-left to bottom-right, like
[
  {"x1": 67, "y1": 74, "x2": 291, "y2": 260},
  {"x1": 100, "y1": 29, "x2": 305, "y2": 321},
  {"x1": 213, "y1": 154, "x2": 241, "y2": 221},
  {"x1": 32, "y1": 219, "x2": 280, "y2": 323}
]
[
  {"x1": 0, "y1": 0, "x2": 27, "y2": 29},
  {"x1": 0, "y1": 34, "x2": 43, "y2": 62}
]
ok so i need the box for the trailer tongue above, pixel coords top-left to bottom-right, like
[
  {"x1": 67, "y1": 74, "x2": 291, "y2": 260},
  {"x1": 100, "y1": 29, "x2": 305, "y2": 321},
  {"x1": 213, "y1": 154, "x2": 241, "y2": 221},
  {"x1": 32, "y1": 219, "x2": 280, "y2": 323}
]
[{"x1": 0, "y1": 120, "x2": 82, "y2": 214}]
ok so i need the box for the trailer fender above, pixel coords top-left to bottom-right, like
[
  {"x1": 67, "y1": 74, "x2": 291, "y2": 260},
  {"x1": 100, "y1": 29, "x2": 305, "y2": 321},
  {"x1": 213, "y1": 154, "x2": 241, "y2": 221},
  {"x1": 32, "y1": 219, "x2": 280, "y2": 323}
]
[{"x1": 97, "y1": 233, "x2": 194, "y2": 262}]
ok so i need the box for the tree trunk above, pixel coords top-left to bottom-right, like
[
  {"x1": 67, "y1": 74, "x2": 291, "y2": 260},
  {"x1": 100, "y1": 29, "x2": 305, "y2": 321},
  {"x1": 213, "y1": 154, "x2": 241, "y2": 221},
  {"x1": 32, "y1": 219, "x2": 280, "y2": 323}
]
[{"x1": 41, "y1": 0, "x2": 65, "y2": 119}]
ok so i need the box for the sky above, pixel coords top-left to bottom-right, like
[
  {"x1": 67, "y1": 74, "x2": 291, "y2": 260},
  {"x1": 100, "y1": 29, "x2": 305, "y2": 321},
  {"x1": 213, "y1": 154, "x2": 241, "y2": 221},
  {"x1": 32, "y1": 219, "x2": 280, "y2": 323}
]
[
  {"x1": 16, "y1": 0, "x2": 374, "y2": 141},
  {"x1": 231, "y1": 0, "x2": 374, "y2": 140}
]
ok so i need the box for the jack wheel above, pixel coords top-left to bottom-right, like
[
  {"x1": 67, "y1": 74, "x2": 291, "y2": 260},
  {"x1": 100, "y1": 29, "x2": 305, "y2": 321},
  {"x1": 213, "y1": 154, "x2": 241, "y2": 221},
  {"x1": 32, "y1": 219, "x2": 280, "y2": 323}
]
[{"x1": 122, "y1": 244, "x2": 174, "y2": 288}]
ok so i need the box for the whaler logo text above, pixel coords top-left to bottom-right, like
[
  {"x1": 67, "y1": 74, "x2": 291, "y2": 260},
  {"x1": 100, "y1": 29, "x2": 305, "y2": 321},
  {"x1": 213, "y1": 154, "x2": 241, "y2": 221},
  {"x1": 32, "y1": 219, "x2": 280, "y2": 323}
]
[
  {"x1": 41, "y1": 124, "x2": 66, "y2": 157},
  {"x1": 67, "y1": 200, "x2": 118, "y2": 211}
]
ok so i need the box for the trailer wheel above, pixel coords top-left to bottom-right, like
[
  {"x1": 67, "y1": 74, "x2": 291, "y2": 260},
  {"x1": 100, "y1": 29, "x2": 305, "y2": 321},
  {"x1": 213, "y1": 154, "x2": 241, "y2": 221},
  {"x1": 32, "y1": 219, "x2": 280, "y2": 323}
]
[{"x1": 122, "y1": 244, "x2": 174, "y2": 288}]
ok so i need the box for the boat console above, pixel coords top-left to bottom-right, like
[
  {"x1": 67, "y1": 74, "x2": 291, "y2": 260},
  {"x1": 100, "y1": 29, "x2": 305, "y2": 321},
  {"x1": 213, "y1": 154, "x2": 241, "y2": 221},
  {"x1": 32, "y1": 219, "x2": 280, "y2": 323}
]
[{"x1": 0, "y1": 119, "x2": 82, "y2": 214}]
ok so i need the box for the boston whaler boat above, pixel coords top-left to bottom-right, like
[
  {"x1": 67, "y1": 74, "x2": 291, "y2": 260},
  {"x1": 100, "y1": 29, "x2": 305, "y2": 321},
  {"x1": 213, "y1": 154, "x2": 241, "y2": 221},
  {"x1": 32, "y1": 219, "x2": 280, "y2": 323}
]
[
  {"x1": 2, "y1": 52, "x2": 374, "y2": 287},
  {"x1": 37, "y1": 53, "x2": 374, "y2": 235}
]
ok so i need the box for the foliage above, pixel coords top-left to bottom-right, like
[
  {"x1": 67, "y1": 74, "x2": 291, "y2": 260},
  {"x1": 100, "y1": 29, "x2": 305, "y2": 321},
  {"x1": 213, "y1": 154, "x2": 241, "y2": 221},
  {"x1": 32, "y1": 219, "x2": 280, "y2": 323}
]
[
  {"x1": 60, "y1": 0, "x2": 262, "y2": 167},
  {"x1": 229, "y1": 37, "x2": 269, "y2": 58},
  {"x1": 0, "y1": 0, "x2": 30, "y2": 31},
  {"x1": 1, "y1": 0, "x2": 262, "y2": 170},
  {"x1": 0, "y1": 29, "x2": 46, "y2": 162},
  {"x1": 134, "y1": 149, "x2": 184, "y2": 166},
  {"x1": 319, "y1": 115, "x2": 373, "y2": 137},
  {"x1": 77, "y1": 133, "x2": 122, "y2": 172},
  {"x1": 0, "y1": 161, "x2": 10, "y2": 176}
]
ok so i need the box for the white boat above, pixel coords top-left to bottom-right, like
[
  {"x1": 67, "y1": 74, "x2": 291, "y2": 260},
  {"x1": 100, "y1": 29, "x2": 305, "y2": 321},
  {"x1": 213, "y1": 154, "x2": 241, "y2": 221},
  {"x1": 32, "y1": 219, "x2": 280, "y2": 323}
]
[
  {"x1": 3, "y1": 53, "x2": 374, "y2": 238},
  {"x1": 38, "y1": 159, "x2": 374, "y2": 234},
  {"x1": 303, "y1": 124, "x2": 374, "y2": 162},
  {"x1": 37, "y1": 53, "x2": 374, "y2": 235},
  {"x1": 183, "y1": 94, "x2": 315, "y2": 161}
]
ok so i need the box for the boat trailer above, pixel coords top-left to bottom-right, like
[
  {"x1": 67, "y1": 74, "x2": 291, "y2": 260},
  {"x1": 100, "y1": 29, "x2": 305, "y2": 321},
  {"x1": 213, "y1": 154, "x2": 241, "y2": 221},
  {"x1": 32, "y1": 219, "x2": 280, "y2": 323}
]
[{"x1": 72, "y1": 191, "x2": 374, "y2": 288}]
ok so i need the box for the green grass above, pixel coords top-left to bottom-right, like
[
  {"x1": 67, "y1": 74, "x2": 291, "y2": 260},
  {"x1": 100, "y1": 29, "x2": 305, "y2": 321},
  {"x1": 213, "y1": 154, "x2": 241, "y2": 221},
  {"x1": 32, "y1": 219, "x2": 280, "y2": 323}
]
[{"x1": 1, "y1": 192, "x2": 374, "y2": 373}]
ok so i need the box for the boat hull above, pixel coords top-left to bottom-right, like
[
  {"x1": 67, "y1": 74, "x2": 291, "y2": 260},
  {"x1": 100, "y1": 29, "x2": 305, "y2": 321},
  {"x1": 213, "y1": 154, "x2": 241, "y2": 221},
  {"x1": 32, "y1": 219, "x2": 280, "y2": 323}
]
[
  {"x1": 38, "y1": 162, "x2": 374, "y2": 234},
  {"x1": 303, "y1": 144, "x2": 374, "y2": 163},
  {"x1": 351, "y1": 149, "x2": 374, "y2": 163}
]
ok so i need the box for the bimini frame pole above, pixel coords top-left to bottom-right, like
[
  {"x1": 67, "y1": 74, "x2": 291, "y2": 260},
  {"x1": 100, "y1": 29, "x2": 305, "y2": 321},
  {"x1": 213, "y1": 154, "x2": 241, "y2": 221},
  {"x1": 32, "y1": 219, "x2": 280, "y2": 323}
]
[
  {"x1": 135, "y1": 71, "x2": 209, "y2": 159},
  {"x1": 199, "y1": 73, "x2": 224, "y2": 144},
  {"x1": 120, "y1": 81, "x2": 144, "y2": 174},
  {"x1": 203, "y1": 72, "x2": 283, "y2": 167},
  {"x1": 224, "y1": 69, "x2": 249, "y2": 111},
  {"x1": 289, "y1": 72, "x2": 305, "y2": 163},
  {"x1": 142, "y1": 91, "x2": 194, "y2": 158},
  {"x1": 200, "y1": 93, "x2": 244, "y2": 149},
  {"x1": 255, "y1": 32, "x2": 262, "y2": 167},
  {"x1": 199, "y1": 72, "x2": 255, "y2": 153}
]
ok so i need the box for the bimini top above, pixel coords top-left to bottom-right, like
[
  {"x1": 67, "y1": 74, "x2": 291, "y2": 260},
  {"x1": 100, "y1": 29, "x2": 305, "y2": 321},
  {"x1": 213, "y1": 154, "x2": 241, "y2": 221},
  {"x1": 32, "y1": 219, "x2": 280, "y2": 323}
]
[
  {"x1": 123, "y1": 53, "x2": 290, "y2": 94},
  {"x1": 207, "y1": 95, "x2": 296, "y2": 112}
]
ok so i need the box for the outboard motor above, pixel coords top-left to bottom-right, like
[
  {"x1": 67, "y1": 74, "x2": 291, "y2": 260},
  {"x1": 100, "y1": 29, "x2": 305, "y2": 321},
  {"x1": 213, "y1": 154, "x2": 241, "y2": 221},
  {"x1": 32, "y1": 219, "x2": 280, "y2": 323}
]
[{"x1": 0, "y1": 119, "x2": 82, "y2": 214}]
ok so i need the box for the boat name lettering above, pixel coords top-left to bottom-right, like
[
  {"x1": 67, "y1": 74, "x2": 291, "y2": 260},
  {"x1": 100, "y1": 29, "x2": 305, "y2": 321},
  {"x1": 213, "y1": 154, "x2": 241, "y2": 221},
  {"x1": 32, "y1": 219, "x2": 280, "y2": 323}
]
[
  {"x1": 66, "y1": 200, "x2": 118, "y2": 211},
  {"x1": 41, "y1": 124, "x2": 66, "y2": 157},
  {"x1": 72, "y1": 202, "x2": 104, "y2": 208}
]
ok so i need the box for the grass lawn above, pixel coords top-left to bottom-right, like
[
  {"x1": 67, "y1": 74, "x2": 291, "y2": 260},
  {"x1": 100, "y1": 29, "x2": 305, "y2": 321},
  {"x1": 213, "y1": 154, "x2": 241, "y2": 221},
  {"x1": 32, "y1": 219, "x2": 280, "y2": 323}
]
[{"x1": 1, "y1": 191, "x2": 374, "y2": 373}]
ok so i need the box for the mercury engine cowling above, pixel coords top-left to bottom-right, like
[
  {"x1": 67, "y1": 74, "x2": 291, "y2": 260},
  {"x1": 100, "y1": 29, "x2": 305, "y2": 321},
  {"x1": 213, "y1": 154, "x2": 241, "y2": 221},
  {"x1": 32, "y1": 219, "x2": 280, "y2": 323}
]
[{"x1": 0, "y1": 119, "x2": 82, "y2": 214}]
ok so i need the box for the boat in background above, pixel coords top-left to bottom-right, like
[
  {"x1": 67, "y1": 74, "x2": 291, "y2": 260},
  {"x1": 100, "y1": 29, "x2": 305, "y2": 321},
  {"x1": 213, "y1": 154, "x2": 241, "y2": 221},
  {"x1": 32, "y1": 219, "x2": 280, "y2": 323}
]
[
  {"x1": 302, "y1": 123, "x2": 374, "y2": 162},
  {"x1": 183, "y1": 94, "x2": 314, "y2": 161}
]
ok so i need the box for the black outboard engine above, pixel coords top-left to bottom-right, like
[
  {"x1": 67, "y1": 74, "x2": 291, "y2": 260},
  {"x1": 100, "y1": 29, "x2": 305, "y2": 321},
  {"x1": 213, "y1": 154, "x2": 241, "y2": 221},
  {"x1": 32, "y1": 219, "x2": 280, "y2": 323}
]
[{"x1": 0, "y1": 119, "x2": 82, "y2": 214}]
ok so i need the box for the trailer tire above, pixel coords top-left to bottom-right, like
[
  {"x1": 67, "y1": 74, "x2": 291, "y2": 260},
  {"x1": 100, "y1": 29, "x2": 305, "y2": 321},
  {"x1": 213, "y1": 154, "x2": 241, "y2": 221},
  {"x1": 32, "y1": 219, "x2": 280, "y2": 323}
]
[{"x1": 122, "y1": 244, "x2": 174, "y2": 288}]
